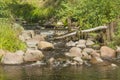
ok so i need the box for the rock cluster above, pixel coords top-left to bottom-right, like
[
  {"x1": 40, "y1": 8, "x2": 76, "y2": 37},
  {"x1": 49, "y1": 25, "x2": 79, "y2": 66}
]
[
  {"x1": 0, "y1": 30, "x2": 54, "y2": 64},
  {"x1": 64, "y1": 39, "x2": 117, "y2": 67},
  {"x1": 0, "y1": 30, "x2": 118, "y2": 69}
]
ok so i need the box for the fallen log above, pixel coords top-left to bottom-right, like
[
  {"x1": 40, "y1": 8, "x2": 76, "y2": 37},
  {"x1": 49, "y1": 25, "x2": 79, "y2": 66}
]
[{"x1": 54, "y1": 26, "x2": 108, "y2": 39}]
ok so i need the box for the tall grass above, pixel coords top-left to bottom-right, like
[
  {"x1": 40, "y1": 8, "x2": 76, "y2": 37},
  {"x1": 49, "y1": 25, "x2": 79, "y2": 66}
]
[{"x1": 0, "y1": 18, "x2": 26, "y2": 52}]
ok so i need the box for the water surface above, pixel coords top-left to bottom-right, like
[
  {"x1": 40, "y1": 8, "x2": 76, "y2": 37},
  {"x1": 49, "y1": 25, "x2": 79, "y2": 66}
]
[{"x1": 0, "y1": 65, "x2": 120, "y2": 80}]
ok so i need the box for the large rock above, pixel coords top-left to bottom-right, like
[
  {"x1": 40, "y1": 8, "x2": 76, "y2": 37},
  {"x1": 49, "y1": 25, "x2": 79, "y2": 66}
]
[
  {"x1": 0, "y1": 49, "x2": 6, "y2": 58},
  {"x1": 38, "y1": 41, "x2": 54, "y2": 50},
  {"x1": 33, "y1": 35, "x2": 45, "y2": 41},
  {"x1": 20, "y1": 30, "x2": 35, "y2": 41},
  {"x1": 1, "y1": 52, "x2": 24, "y2": 64},
  {"x1": 15, "y1": 50, "x2": 25, "y2": 56},
  {"x1": 26, "y1": 39, "x2": 39, "y2": 50},
  {"x1": 24, "y1": 49, "x2": 44, "y2": 62},
  {"x1": 100, "y1": 46, "x2": 116, "y2": 58},
  {"x1": 65, "y1": 47, "x2": 82, "y2": 57}
]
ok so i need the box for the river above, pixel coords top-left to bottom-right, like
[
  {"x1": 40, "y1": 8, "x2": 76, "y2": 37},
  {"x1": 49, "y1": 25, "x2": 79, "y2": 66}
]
[{"x1": 0, "y1": 64, "x2": 120, "y2": 80}]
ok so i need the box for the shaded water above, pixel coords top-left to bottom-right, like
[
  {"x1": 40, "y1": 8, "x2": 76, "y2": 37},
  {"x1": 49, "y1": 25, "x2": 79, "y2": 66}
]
[{"x1": 0, "y1": 65, "x2": 120, "y2": 80}]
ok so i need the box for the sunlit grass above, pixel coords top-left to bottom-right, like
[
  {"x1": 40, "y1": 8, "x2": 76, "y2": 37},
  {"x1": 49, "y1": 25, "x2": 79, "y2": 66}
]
[{"x1": 0, "y1": 19, "x2": 26, "y2": 52}]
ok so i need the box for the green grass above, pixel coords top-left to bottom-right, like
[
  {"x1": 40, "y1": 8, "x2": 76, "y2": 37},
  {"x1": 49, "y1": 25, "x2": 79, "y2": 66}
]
[{"x1": 0, "y1": 19, "x2": 26, "y2": 52}]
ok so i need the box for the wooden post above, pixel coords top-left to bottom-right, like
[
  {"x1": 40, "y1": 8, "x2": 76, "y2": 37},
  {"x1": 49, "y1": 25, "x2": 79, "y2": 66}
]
[
  {"x1": 109, "y1": 21, "x2": 114, "y2": 40},
  {"x1": 67, "y1": 17, "x2": 72, "y2": 32},
  {"x1": 106, "y1": 24, "x2": 111, "y2": 41}
]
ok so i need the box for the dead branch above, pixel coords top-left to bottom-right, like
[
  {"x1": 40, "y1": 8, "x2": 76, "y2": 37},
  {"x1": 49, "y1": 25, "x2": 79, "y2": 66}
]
[{"x1": 54, "y1": 26, "x2": 108, "y2": 39}]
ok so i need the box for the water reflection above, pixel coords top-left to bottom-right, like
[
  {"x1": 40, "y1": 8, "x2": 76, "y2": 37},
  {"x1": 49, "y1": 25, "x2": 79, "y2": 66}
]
[{"x1": 0, "y1": 65, "x2": 120, "y2": 80}]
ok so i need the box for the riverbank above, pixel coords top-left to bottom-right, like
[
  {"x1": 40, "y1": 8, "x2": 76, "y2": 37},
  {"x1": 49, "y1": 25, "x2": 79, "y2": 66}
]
[{"x1": 0, "y1": 29, "x2": 120, "y2": 70}]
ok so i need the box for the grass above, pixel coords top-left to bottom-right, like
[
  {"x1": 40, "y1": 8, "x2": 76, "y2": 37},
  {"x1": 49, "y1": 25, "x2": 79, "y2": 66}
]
[{"x1": 0, "y1": 18, "x2": 26, "y2": 52}]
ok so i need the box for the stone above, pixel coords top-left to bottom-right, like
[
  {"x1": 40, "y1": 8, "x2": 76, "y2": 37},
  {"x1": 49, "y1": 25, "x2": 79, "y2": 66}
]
[
  {"x1": 48, "y1": 57, "x2": 55, "y2": 65},
  {"x1": 70, "y1": 61, "x2": 78, "y2": 66},
  {"x1": 111, "y1": 63, "x2": 118, "y2": 68},
  {"x1": 66, "y1": 41, "x2": 76, "y2": 47},
  {"x1": 78, "y1": 39, "x2": 86, "y2": 44},
  {"x1": 90, "y1": 57, "x2": 103, "y2": 64},
  {"x1": 100, "y1": 46, "x2": 116, "y2": 58},
  {"x1": 65, "y1": 47, "x2": 82, "y2": 57},
  {"x1": 73, "y1": 57, "x2": 83, "y2": 65},
  {"x1": 0, "y1": 49, "x2": 6, "y2": 58},
  {"x1": 57, "y1": 21, "x2": 64, "y2": 26},
  {"x1": 24, "y1": 49, "x2": 44, "y2": 62},
  {"x1": 83, "y1": 48, "x2": 94, "y2": 54},
  {"x1": 91, "y1": 51, "x2": 100, "y2": 57},
  {"x1": 20, "y1": 30, "x2": 34, "y2": 41},
  {"x1": 86, "y1": 39, "x2": 95, "y2": 47},
  {"x1": 26, "y1": 39, "x2": 38, "y2": 50},
  {"x1": 1, "y1": 52, "x2": 24, "y2": 64},
  {"x1": 82, "y1": 51, "x2": 91, "y2": 60},
  {"x1": 76, "y1": 39, "x2": 86, "y2": 49},
  {"x1": 33, "y1": 35, "x2": 45, "y2": 42},
  {"x1": 38, "y1": 41, "x2": 54, "y2": 50},
  {"x1": 30, "y1": 61, "x2": 46, "y2": 66},
  {"x1": 76, "y1": 44, "x2": 86, "y2": 49},
  {"x1": 15, "y1": 50, "x2": 24, "y2": 56}
]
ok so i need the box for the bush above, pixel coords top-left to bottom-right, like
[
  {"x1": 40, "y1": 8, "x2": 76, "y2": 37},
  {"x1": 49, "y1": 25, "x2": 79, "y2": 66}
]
[
  {"x1": 0, "y1": 19, "x2": 26, "y2": 52},
  {"x1": 56, "y1": 0, "x2": 120, "y2": 29}
]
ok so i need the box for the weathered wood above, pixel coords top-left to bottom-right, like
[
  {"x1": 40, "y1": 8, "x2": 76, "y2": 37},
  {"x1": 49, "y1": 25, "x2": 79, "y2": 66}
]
[
  {"x1": 110, "y1": 22, "x2": 115, "y2": 40},
  {"x1": 54, "y1": 26, "x2": 108, "y2": 39},
  {"x1": 67, "y1": 17, "x2": 72, "y2": 32}
]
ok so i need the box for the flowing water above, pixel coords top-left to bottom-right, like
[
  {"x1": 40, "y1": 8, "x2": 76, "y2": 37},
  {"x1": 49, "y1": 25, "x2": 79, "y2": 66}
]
[{"x1": 0, "y1": 65, "x2": 120, "y2": 80}]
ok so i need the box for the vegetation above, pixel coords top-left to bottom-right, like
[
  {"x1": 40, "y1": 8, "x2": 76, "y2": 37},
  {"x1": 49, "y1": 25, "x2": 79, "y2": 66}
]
[
  {"x1": 0, "y1": 0, "x2": 120, "y2": 50},
  {"x1": 0, "y1": 19, "x2": 26, "y2": 52},
  {"x1": 56, "y1": 0, "x2": 120, "y2": 29}
]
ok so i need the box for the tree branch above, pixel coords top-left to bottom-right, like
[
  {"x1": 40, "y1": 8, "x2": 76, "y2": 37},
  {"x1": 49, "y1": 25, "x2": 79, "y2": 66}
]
[{"x1": 54, "y1": 26, "x2": 108, "y2": 39}]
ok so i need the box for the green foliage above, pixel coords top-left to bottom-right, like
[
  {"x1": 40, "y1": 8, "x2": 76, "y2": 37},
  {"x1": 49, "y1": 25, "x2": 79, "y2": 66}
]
[
  {"x1": 108, "y1": 19, "x2": 120, "y2": 48},
  {"x1": 0, "y1": 1, "x2": 11, "y2": 18},
  {"x1": 56, "y1": 0, "x2": 120, "y2": 29},
  {"x1": 6, "y1": 0, "x2": 56, "y2": 22},
  {"x1": 0, "y1": 19, "x2": 26, "y2": 52}
]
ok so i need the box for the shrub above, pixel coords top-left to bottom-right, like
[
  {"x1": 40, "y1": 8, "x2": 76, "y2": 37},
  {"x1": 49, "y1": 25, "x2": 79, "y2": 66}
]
[{"x1": 56, "y1": 0, "x2": 120, "y2": 29}]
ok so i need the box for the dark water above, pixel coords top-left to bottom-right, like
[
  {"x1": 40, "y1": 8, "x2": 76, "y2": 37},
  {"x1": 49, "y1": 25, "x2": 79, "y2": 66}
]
[{"x1": 0, "y1": 65, "x2": 120, "y2": 80}]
